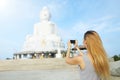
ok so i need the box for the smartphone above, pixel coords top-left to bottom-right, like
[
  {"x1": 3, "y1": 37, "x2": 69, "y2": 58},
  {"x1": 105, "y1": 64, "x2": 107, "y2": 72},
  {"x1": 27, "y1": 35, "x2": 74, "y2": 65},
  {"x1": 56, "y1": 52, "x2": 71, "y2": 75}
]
[{"x1": 70, "y1": 40, "x2": 75, "y2": 44}]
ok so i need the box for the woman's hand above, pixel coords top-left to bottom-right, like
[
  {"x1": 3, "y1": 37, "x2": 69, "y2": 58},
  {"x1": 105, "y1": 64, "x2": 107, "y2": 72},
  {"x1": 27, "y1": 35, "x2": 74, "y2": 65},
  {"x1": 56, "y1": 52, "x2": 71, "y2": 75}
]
[
  {"x1": 74, "y1": 40, "x2": 84, "y2": 56},
  {"x1": 74, "y1": 40, "x2": 79, "y2": 48},
  {"x1": 67, "y1": 40, "x2": 71, "y2": 49}
]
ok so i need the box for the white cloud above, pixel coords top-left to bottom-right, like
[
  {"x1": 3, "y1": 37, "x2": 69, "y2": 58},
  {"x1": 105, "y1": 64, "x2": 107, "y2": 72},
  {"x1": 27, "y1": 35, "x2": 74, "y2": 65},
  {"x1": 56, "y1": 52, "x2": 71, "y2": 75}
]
[
  {"x1": 58, "y1": 22, "x2": 95, "y2": 42},
  {"x1": 106, "y1": 26, "x2": 120, "y2": 32},
  {"x1": 90, "y1": 15, "x2": 114, "y2": 23},
  {"x1": 46, "y1": 0, "x2": 68, "y2": 19},
  {"x1": 0, "y1": 0, "x2": 69, "y2": 22},
  {"x1": 0, "y1": 0, "x2": 36, "y2": 20},
  {"x1": 58, "y1": 15, "x2": 119, "y2": 42},
  {"x1": 93, "y1": 22, "x2": 108, "y2": 32}
]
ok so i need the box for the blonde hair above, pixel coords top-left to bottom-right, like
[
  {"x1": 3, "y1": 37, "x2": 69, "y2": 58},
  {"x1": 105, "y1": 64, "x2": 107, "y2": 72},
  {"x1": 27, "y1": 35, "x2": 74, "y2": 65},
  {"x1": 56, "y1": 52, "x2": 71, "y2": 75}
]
[{"x1": 84, "y1": 30, "x2": 110, "y2": 80}]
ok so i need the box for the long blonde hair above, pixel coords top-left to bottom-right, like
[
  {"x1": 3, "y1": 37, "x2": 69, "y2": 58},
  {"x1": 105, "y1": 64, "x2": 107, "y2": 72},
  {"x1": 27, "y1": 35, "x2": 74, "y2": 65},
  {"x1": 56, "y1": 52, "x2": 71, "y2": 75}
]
[{"x1": 84, "y1": 30, "x2": 110, "y2": 80}]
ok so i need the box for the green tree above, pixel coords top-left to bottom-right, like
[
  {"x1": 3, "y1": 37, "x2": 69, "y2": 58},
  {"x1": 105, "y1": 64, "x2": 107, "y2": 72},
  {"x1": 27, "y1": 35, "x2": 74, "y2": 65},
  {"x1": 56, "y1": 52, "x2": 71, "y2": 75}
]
[{"x1": 113, "y1": 54, "x2": 120, "y2": 61}]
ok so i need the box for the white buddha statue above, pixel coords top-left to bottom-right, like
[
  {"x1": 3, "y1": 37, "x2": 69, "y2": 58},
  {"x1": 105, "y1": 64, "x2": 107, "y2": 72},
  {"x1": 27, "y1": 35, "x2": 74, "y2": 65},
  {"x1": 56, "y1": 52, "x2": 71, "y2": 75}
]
[
  {"x1": 22, "y1": 7, "x2": 64, "y2": 58},
  {"x1": 34, "y1": 7, "x2": 57, "y2": 36}
]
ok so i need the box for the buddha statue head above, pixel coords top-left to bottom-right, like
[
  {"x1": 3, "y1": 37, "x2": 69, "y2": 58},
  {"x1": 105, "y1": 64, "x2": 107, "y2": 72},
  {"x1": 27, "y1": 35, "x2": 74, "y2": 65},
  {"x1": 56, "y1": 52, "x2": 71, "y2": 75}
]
[{"x1": 40, "y1": 7, "x2": 51, "y2": 22}]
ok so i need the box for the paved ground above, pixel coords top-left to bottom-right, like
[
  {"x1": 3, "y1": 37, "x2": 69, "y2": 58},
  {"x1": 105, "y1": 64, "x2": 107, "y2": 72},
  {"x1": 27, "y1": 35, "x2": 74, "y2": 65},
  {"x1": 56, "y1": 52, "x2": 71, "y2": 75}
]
[
  {"x1": 0, "y1": 59, "x2": 120, "y2": 80},
  {"x1": 0, "y1": 69, "x2": 80, "y2": 80},
  {"x1": 0, "y1": 69, "x2": 120, "y2": 80}
]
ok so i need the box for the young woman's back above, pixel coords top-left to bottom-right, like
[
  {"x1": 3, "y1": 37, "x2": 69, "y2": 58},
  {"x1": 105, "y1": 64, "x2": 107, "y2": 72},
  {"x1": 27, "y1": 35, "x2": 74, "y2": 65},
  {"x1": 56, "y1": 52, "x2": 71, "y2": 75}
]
[
  {"x1": 79, "y1": 54, "x2": 100, "y2": 80},
  {"x1": 66, "y1": 30, "x2": 110, "y2": 80}
]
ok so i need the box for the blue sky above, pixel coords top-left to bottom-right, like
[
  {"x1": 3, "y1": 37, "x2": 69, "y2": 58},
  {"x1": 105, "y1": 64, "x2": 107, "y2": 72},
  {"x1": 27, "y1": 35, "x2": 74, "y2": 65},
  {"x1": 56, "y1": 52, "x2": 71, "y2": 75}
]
[{"x1": 0, "y1": 0, "x2": 120, "y2": 59}]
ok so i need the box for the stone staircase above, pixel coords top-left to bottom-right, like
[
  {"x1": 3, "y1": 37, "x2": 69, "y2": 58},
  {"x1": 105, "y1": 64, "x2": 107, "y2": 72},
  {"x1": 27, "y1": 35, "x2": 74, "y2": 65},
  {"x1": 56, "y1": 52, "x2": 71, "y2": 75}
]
[{"x1": 0, "y1": 58, "x2": 77, "y2": 71}]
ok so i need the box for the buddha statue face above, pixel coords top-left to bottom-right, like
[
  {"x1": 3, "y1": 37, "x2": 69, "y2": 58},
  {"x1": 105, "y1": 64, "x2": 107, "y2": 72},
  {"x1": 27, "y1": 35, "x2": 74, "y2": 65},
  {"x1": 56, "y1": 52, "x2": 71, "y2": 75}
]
[{"x1": 40, "y1": 7, "x2": 51, "y2": 22}]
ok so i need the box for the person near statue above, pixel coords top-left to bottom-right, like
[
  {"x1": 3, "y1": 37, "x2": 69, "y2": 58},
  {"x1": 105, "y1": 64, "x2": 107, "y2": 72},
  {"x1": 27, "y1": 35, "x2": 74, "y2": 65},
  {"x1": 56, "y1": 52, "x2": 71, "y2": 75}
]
[{"x1": 66, "y1": 30, "x2": 110, "y2": 80}]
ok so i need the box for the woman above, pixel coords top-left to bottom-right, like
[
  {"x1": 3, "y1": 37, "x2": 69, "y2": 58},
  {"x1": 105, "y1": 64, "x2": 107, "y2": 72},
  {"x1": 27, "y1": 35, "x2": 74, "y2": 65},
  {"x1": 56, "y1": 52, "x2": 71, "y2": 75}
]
[{"x1": 66, "y1": 30, "x2": 110, "y2": 80}]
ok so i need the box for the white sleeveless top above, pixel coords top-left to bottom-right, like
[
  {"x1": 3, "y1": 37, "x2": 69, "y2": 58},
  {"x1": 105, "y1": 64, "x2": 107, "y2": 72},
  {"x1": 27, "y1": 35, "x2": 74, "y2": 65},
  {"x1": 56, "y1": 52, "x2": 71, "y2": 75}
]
[{"x1": 79, "y1": 54, "x2": 100, "y2": 80}]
